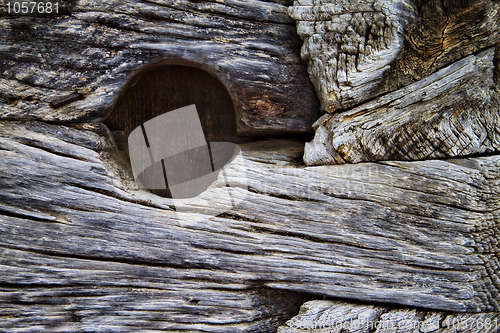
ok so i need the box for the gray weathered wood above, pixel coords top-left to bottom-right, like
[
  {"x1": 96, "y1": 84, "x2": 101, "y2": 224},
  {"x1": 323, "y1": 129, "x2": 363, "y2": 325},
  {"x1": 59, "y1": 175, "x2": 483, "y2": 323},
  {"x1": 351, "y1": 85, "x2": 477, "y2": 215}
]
[
  {"x1": 304, "y1": 48, "x2": 500, "y2": 165},
  {"x1": 292, "y1": 0, "x2": 500, "y2": 165},
  {"x1": 1, "y1": 252, "x2": 302, "y2": 332},
  {"x1": 289, "y1": 0, "x2": 500, "y2": 112},
  {"x1": 3, "y1": 0, "x2": 500, "y2": 330},
  {"x1": 1, "y1": 121, "x2": 500, "y2": 320},
  {"x1": 0, "y1": 0, "x2": 319, "y2": 134},
  {"x1": 278, "y1": 300, "x2": 500, "y2": 333}
]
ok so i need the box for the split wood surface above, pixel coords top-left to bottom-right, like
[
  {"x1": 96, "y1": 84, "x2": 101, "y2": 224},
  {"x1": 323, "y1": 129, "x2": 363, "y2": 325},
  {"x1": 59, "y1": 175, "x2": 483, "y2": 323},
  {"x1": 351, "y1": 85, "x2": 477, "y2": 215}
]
[
  {"x1": 296, "y1": 0, "x2": 500, "y2": 165},
  {"x1": 1, "y1": 121, "x2": 500, "y2": 332},
  {"x1": 278, "y1": 300, "x2": 500, "y2": 333},
  {"x1": 290, "y1": 0, "x2": 500, "y2": 112},
  {"x1": 303, "y1": 48, "x2": 500, "y2": 165},
  {"x1": 2, "y1": 0, "x2": 500, "y2": 331}
]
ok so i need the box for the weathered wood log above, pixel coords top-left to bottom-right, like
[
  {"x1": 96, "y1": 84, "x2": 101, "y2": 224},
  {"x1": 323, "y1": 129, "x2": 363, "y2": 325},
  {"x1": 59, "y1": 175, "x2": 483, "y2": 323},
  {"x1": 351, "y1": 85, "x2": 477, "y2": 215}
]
[
  {"x1": 293, "y1": 0, "x2": 500, "y2": 165},
  {"x1": 1, "y1": 121, "x2": 500, "y2": 322},
  {"x1": 2, "y1": 0, "x2": 500, "y2": 329},
  {"x1": 304, "y1": 48, "x2": 500, "y2": 165},
  {"x1": 0, "y1": 0, "x2": 320, "y2": 134},
  {"x1": 289, "y1": 0, "x2": 500, "y2": 112},
  {"x1": 278, "y1": 300, "x2": 500, "y2": 333},
  {"x1": 1, "y1": 254, "x2": 303, "y2": 332},
  {"x1": 289, "y1": 0, "x2": 418, "y2": 112}
]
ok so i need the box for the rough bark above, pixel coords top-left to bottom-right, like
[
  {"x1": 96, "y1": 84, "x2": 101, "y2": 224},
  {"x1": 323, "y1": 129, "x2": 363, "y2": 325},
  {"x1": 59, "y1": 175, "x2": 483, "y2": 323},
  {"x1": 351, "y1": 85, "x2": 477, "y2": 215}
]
[
  {"x1": 278, "y1": 300, "x2": 500, "y2": 333},
  {"x1": 0, "y1": 0, "x2": 319, "y2": 135},
  {"x1": 1, "y1": 121, "x2": 500, "y2": 325}
]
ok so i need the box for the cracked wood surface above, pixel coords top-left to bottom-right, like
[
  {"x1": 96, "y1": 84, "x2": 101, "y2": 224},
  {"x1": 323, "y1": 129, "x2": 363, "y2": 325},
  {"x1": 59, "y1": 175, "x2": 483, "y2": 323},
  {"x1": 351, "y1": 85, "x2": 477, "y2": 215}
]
[
  {"x1": 289, "y1": 0, "x2": 418, "y2": 112},
  {"x1": 278, "y1": 300, "x2": 500, "y2": 333},
  {"x1": 1, "y1": 121, "x2": 500, "y2": 331},
  {"x1": 289, "y1": 0, "x2": 500, "y2": 112},
  {"x1": 1, "y1": 274, "x2": 302, "y2": 333},
  {"x1": 0, "y1": 0, "x2": 319, "y2": 134},
  {"x1": 304, "y1": 48, "x2": 500, "y2": 165},
  {"x1": 294, "y1": 0, "x2": 500, "y2": 165},
  {"x1": 2, "y1": 0, "x2": 500, "y2": 330}
]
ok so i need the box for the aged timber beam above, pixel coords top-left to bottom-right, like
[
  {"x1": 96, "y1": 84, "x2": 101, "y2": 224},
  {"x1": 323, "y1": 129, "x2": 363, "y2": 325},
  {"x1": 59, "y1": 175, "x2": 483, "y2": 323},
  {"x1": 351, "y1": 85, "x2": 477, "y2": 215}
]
[
  {"x1": 0, "y1": 0, "x2": 319, "y2": 134},
  {"x1": 1, "y1": 248, "x2": 302, "y2": 332},
  {"x1": 303, "y1": 48, "x2": 500, "y2": 165},
  {"x1": 289, "y1": 0, "x2": 499, "y2": 112},
  {"x1": 289, "y1": 0, "x2": 500, "y2": 165},
  {"x1": 1, "y1": 121, "x2": 500, "y2": 317}
]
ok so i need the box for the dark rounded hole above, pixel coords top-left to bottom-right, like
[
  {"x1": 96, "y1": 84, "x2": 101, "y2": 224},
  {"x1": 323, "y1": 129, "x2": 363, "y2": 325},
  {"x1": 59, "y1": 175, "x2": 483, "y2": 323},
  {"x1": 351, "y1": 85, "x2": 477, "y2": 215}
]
[{"x1": 104, "y1": 65, "x2": 238, "y2": 198}]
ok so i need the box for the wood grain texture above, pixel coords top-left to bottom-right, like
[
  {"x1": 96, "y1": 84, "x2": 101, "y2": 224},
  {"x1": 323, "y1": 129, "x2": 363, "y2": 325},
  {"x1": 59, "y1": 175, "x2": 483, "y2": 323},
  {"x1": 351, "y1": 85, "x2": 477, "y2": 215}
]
[
  {"x1": 293, "y1": 0, "x2": 500, "y2": 166},
  {"x1": 1, "y1": 263, "x2": 302, "y2": 332},
  {"x1": 2, "y1": 0, "x2": 500, "y2": 329},
  {"x1": 289, "y1": 0, "x2": 418, "y2": 112},
  {"x1": 278, "y1": 300, "x2": 500, "y2": 333},
  {"x1": 0, "y1": 0, "x2": 320, "y2": 135},
  {"x1": 289, "y1": 0, "x2": 500, "y2": 112},
  {"x1": 1, "y1": 121, "x2": 500, "y2": 321},
  {"x1": 304, "y1": 48, "x2": 500, "y2": 165}
]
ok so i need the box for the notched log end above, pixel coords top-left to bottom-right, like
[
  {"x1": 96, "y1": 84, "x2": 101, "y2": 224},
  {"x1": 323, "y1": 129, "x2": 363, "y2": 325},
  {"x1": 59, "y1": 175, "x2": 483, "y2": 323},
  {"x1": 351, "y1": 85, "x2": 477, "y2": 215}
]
[{"x1": 304, "y1": 47, "x2": 500, "y2": 165}]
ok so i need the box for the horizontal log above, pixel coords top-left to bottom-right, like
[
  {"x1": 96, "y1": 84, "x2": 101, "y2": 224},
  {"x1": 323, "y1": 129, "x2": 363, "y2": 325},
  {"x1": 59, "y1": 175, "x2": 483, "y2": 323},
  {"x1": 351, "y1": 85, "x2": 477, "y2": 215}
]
[
  {"x1": 0, "y1": 247, "x2": 303, "y2": 332},
  {"x1": 0, "y1": 0, "x2": 319, "y2": 134},
  {"x1": 303, "y1": 47, "x2": 500, "y2": 165},
  {"x1": 1, "y1": 120, "x2": 500, "y2": 318},
  {"x1": 278, "y1": 300, "x2": 500, "y2": 333}
]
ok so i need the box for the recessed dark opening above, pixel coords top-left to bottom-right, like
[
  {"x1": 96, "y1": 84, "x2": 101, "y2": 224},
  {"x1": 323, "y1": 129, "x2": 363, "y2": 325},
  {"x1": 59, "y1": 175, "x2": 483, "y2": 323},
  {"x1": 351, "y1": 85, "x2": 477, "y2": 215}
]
[{"x1": 104, "y1": 65, "x2": 238, "y2": 198}]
